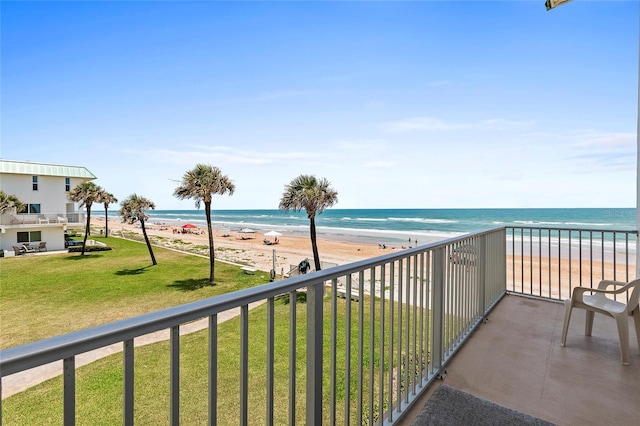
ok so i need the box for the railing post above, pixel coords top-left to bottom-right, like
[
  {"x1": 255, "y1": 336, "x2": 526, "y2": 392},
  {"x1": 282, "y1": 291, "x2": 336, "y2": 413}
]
[
  {"x1": 636, "y1": 233, "x2": 640, "y2": 280},
  {"x1": 477, "y1": 235, "x2": 487, "y2": 316},
  {"x1": 431, "y1": 248, "x2": 445, "y2": 373},
  {"x1": 123, "y1": 339, "x2": 134, "y2": 426},
  {"x1": 170, "y1": 326, "x2": 180, "y2": 426},
  {"x1": 306, "y1": 282, "x2": 323, "y2": 425},
  {"x1": 63, "y1": 357, "x2": 75, "y2": 426}
]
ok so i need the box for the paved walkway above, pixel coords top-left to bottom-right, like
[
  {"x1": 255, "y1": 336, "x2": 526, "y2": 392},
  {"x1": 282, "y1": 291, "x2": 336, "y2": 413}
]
[{"x1": 1, "y1": 300, "x2": 265, "y2": 399}]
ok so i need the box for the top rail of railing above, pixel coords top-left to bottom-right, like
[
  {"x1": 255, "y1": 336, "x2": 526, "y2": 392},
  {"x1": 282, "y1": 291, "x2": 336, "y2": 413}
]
[
  {"x1": 0, "y1": 212, "x2": 84, "y2": 226},
  {"x1": 506, "y1": 225, "x2": 638, "y2": 235}
]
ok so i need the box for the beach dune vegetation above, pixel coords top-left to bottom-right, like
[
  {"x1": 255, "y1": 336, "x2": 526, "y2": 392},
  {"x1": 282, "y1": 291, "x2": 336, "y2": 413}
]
[
  {"x1": 279, "y1": 174, "x2": 338, "y2": 271},
  {"x1": 173, "y1": 163, "x2": 236, "y2": 285},
  {"x1": 69, "y1": 182, "x2": 103, "y2": 255},
  {"x1": 119, "y1": 193, "x2": 157, "y2": 265}
]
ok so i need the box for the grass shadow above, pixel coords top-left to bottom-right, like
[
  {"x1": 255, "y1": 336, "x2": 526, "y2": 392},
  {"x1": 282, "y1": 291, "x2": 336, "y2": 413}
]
[
  {"x1": 168, "y1": 278, "x2": 213, "y2": 291},
  {"x1": 115, "y1": 265, "x2": 153, "y2": 275}
]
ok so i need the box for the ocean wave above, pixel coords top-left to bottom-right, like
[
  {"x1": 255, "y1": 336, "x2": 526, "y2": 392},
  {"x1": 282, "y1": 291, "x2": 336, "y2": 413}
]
[
  {"x1": 316, "y1": 225, "x2": 466, "y2": 240},
  {"x1": 388, "y1": 217, "x2": 458, "y2": 224},
  {"x1": 512, "y1": 220, "x2": 615, "y2": 227},
  {"x1": 564, "y1": 222, "x2": 614, "y2": 227},
  {"x1": 513, "y1": 220, "x2": 563, "y2": 225}
]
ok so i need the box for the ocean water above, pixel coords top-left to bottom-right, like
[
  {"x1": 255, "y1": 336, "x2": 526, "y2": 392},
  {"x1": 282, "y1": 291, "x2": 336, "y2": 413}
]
[{"x1": 97, "y1": 208, "x2": 636, "y2": 246}]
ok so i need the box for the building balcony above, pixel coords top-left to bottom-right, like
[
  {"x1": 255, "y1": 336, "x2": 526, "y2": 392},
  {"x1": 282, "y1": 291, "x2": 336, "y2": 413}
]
[
  {"x1": 400, "y1": 294, "x2": 640, "y2": 425},
  {"x1": 0, "y1": 212, "x2": 85, "y2": 227},
  {"x1": 1, "y1": 226, "x2": 638, "y2": 425}
]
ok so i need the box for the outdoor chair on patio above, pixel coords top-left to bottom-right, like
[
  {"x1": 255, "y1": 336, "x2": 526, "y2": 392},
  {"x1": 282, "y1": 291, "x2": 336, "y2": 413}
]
[
  {"x1": 37, "y1": 242, "x2": 47, "y2": 252},
  {"x1": 561, "y1": 279, "x2": 640, "y2": 365},
  {"x1": 21, "y1": 244, "x2": 36, "y2": 254},
  {"x1": 12, "y1": 246, "x2": 25, "y2": 255}
]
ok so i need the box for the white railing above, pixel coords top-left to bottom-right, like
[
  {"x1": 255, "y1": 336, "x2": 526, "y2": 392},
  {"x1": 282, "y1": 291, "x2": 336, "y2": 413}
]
[
  {"x1": 0, "y1": 227, "x2": 505, "y2": 425},
  {"x1": 0, "y1": 212, "x2": 84, "y2": 226}
]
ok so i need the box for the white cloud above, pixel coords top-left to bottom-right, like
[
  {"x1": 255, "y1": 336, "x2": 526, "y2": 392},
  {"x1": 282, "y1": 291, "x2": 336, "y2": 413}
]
[
  {"x1": 564, "y1": 152, "x2": 635, "y2": 173},
  {"x1": 335, "y1": 139, "x2": 387, "y2": 151},
  {"x1": 360, "y1": 160, "x2": 398, "y2": 168},
  {"x1": 479, "y1": 118, "x2": 536, "y2": 130},
  {"x1": 382, "y1": 116, "x2": 535, "y2": 133},
  {"x1": 257, "y1": 89, "x2": 319, "y2": 100},
  {"x1": 427, "y1": 80, "x2": 455, "y2": 87},
  {"x1": 382, "y1": 116, "x2": 464, "y2": 132},
  {"x1": 568, "y1": 132, "x2": 636, "y2": 149},
  {"x1": 132, "y1": 145, "x2": 333, "y2": 169}
]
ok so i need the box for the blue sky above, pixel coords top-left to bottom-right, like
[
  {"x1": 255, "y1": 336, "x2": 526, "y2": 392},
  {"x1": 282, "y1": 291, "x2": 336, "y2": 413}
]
[{"x1": 2, "y1": 1, "x2": 638, "y2": 210}]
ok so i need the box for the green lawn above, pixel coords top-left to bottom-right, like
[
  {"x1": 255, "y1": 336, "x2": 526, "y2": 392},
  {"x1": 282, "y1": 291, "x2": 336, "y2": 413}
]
[
  {"x1": 1, "y1": 238, "x2": 433, "y2": 424},
  {"x1": 0, "y1": 236, "x2": 269, "y2": 349},
  {"x1": 3, "y1": 294, "x2": 418, "y2": 425}
]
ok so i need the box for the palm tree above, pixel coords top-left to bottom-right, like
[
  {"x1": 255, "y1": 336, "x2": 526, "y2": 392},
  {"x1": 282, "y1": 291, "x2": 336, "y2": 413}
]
[
  {"x1": 97, "y1": 190, "x2": 117, "y2": 237},
  {"x1": 69, "y1": 182, "x2": 102, "y2": 255},
  {"x1": 0, "y1": 190, "x2": 25, "y2": 215},
  {"x1": 279, "y1": 175, "x2": 338, "y2": 271},
  {"x1": 174, "y1": 164, "x2": 235, "y2": 285},
  {"x1": 119, "y1": 194, "x2": 157, "y2": 265}
]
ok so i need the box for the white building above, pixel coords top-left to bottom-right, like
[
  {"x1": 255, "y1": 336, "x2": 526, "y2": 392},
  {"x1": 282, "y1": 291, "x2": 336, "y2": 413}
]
[{"x1": 0, "y1": 159, "x2": 97, "y2": 253}]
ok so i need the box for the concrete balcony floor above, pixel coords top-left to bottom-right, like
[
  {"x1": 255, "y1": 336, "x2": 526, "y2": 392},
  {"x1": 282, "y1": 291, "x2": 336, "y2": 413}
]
[{"x1": 402, "y1": 294, "x2": 640, "y2": 426}]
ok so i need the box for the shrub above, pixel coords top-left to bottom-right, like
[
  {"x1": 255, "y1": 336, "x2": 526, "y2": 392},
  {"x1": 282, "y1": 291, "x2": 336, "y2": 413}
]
[{"x1": 68, "y1": 246, "x2": 112, "y2": 253}]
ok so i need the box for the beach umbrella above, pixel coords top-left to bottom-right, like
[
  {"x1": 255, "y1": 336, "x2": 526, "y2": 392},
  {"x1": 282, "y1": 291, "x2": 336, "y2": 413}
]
[
  {"x1": 264, "y1": 230, "x2": 282, "y2": 237},
  {"x1": 182, "y1": 223, "x2": 197, "y2": 229}
]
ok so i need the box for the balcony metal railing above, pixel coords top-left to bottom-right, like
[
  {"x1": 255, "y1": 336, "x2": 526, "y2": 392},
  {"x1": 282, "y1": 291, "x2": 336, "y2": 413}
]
[
  {"x1": 2, "y1": 226, "x2": 636, "y2": 424},
  {"x1": 0, "y1": 228, "x2": 507, "y2": 425},
  {"x1": 506, "y1": 226, "x2": 638, "y2": 301},
  {"x1": 0, "y1": 212, "x2": 85, "y2": 226}
]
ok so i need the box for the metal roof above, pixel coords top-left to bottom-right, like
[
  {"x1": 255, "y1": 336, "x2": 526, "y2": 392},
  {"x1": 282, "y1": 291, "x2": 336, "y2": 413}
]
[{"x1": 0, "y1": 160, "x2": 96, "y2": 179}]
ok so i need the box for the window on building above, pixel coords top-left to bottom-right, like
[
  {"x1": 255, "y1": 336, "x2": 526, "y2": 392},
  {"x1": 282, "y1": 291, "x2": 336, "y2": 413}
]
[
  {"x1": 32, "y1": 176, "x2": 38, "y2": 191},
  {"x1": 17, "y1": 204, "x2": 41, "y2": 214},
  {"x1": 17, "y1": 231, "x2": 41, "y2": 243},
  {"x1": 65, "y1": 177, "x2": 71, "y2": 192}
]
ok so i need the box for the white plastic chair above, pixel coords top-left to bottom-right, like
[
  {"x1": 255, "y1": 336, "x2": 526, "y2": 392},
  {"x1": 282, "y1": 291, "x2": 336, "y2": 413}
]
[{"x1": 561, "y1": 279, "x2": 640, "y2": 365}]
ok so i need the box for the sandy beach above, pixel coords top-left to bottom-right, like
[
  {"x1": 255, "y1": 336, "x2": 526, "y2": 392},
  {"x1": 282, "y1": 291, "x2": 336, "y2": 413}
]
[
  {"x1": 92, "y1": 217, "x2": 391, "y2": 275},
  {"x1": 92, "y1": 218, "x2": 627, "y2": 286},
  {"x1": 92, "y1": 216, "x2": 627, "y2": 299}
]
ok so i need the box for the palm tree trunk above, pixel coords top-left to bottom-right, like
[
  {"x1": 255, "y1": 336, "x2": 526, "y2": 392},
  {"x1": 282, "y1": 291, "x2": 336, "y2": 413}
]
[
  {"x1": 205, "y1": 201, "x2": 215, "y2": 284},
  {"x1": 309, "y1": 216, "x2": 321, "y2": 271},
  {"x1": 81, "y1": 206, "x2": 91, "y2": 255},
  {"x1": 140, "y1": 220, "x2": 157, "y2": 265},
  {"x1": 104, "y1": 205, "x2": 109, "y2": 238}
]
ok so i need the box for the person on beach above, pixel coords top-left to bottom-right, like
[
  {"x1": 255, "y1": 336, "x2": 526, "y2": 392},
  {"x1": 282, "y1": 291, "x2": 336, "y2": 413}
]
[{"x1": 299, "y1": 258, "x2": 310, "y2": 274}]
